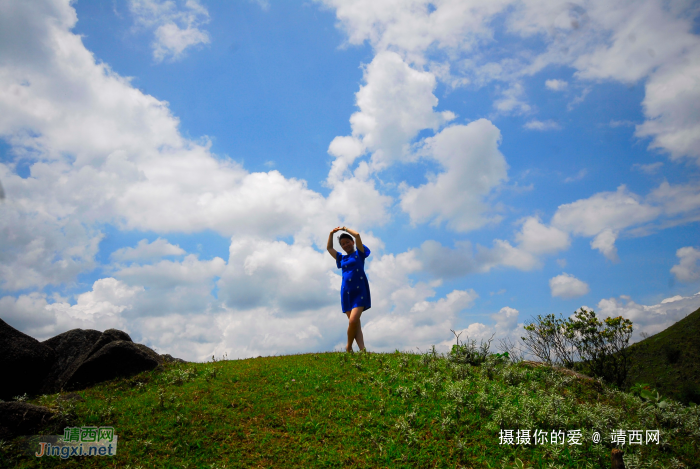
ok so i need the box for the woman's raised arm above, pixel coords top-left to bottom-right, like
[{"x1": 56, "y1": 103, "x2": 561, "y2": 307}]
[{"x1": 327, "y1": 227, "x2": 340, "y2": 259}]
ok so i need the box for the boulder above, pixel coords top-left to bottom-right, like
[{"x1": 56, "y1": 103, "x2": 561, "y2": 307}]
[
  {"x1": 0, "y1": 402, "x2": 57, "y2": 441},
  {"x1": 0, "y1": 319, "x2": 56, "y2": 401},
  {"x1": 39, "y1": 328, "x2": 102, "y2": 394},
  {"x1": 83, "y1": 328, "x2": 132, "y2": 361},
  {"x1": 65, "y1": 341, "x2": 160, "y2": 391}
]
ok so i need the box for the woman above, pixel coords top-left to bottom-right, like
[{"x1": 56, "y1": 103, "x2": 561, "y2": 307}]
[{"x1": 327, "y1": 226, "x2": 371, "y2": 353}]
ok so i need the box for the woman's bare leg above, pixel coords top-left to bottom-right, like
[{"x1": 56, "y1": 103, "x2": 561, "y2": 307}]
[
  {"x1": 345, "y1": 307, "x2": 365, "y2": 351},
  {"x1": 355, "y1": 320, "x2": 365, "y2": 350}
]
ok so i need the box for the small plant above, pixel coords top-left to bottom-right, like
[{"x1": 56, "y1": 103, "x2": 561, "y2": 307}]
[
  {"x1": 640, "y1": 389, "x2": 670, "y2": 409},
  {"x1": 448, "y1": 329, "x2": 493, "y2": 366},
  {"x1": 512, "y1": 458, "x2": 534, "y2": 469},
  {"x1": 13, "y1": 393, "x2": 28, "y2": 402},
  {"x1": 630, "y1": 382, "x2": 652, "y2": 397}
]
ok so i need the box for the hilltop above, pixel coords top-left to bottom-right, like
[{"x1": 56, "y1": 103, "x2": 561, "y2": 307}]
[{"x1": 2, "y1": 347, "x2": 698, "y2": 468}]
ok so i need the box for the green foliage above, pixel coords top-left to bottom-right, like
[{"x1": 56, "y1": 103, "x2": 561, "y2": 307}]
[
  {"x1": 522, "y1": 309, "x2": 633, "y2": 388},
  {"x1": 448, "y1": 328, "x2": 493, "y2": 366},
  {"x1": 640, "y1": 388, "x2": 670, "y2": 410},
  {"x1": 565, "y1": 309, "x2": 633, "y2": 388},
  {"x1": 630, "y1": 382, "x2": 652, "y2": 397}
]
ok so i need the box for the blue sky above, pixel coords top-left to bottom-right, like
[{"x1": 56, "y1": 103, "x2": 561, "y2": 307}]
[{"x1": 1, "y1": 0, "x2": 699, "y2": 361}]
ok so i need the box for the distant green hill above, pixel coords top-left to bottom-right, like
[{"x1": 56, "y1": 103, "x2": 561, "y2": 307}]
[{"x1": 625, "y1": 306, "x2": 700, "y2": 405}]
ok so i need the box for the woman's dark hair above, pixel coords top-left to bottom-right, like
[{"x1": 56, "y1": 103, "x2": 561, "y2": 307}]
[{"x1": 338, "y1": 233, "x2": 353, "y2": 243}]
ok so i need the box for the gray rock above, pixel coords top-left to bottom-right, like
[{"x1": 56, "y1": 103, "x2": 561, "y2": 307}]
[
  {"x1": 160, "y1": 353, "x2": 187, "y2": 364},
  {"x1": 65, "y1": 341, "x2": 160, "y2": 391},
  {"x1": 39, "y1": 329, "x2": 102, "y2": 394},
  {"x1": 0, "y1": 319, "x2": 55, "y2": 401},
  {"x1": 0, "y1": 402, "x2": 57, "y2": 441},
  {"x1": 133, "y1": 343, "x2": 164, "y2": 365},
  {"x1": 83, "y1": 329, "x2": 132, "y2": 361}
]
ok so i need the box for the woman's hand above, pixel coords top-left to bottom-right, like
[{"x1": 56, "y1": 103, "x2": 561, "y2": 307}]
[{"x1": 330, "y1": 226, "x2": 342, "y2": 234}]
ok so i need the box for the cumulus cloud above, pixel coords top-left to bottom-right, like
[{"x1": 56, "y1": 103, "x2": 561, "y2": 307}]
[
  {"x1": 597, "y1": 291, "x2": 700, "y2": 342},
  {"x1": 409, "y1": 216, "x2": 571, "y2": 280},
  {"x1": 632, "y1": 162, "x2": 663, "y2": 174},
  {"x1": 0, "y1": 0, "x2": 370, "y2": 289},
  {"x1": 671, "y1": 246, "x2": 700, "y2": 282},
  {"x1": 551, "y1": 185, "x2": 660, "y2": 236},
  {"x1": 216, "y1": 238, "x2": 336, "y2": 313},
  {"x1": 549, "y1": 273, "x2": 590, "y2": 299},
  {"x1": 0, "y1": 279, "x2": 141, "y2": 340},
  {"x1": 514, "y1": 217, "x2": 570, "y2": 255},
  {"x1": 129, "y1": 0, "x2": 211, "y2": 62},
  {"x1": 326, "y1": 50, "x2": 455, "y2": 179},
  {"x1": 493, "y1": 82, "x2": 532, "y2": 115},
  {"x1": 318, "y1": 0, "x2": 700, "y2": 164},
  {"x1": 523, "y1": 119, "x2": 561, "y2": 131},
  {"x1": 590, "y1": 229, "x2": 619, "y2": 262},
  {"x1": 545, "y1": 79, "x2": 568, "y2": 91},
  {"x1": 399, "y1": 119, "x2": 508, "y2": 232},
  {"x1": 0, "y1": 206, "x2": 103, "y2": 291},
  {"x1": 111, "y1": 238, "x2": 185, "y2": 262}
]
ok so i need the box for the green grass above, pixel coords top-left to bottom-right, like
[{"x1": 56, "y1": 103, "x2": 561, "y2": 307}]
[
  {"x1": 624, "y1": 306, "x2": 700, "y2": 406},
  {"x1": 2, "y1": 348, "x2": 699, "y2": 469}
]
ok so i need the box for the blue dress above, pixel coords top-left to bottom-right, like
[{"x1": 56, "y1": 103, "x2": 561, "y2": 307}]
[{"x1": 336, "y1": 245, "x2": 371, "y2": 313}]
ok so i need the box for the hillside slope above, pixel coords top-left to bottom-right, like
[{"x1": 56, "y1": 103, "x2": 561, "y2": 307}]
[
  {"x1": 2, "y1": 349, "x2": 699, "y2": 468},
  {"x1": 625, "y1": 306, "x2": 700, "y2": 404}
]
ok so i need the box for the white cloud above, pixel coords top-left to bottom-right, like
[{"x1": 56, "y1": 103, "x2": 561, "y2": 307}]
[
  {"x1": 492, "y1": 306, "x2": 519, "y2": 334},
  {"x1": 319, "y1": 0, "x2": 700, "y2": 164},
  {"x1": 329, "y1": 50, "x2": 455, "y2": 177},
  {"x1": 493, "y1": 82, "x2": 532, "y2": 115},
  {"x1": 549, "y1": 273, "x2": 590, "y2": 299},
  {"x1": 523, "y1": 119, "x2": 561, "y2": 131},
  {"x1": 399, "y1": 119, "x2": 508, "y2": 232},
  {"x1": 111, "y1": 237, "x2": 185, "y2": 262},
  {"x1": 129, "y1": 0, "x2": 211, "y2": 62},
  {"x1": 671, "y1": 246, "x2": 700, "y2": 282},
  {"x1": 632, "y1": 162, "x2": 663, "y2": 174},
  {"x1": 412, "y1": 216, "x2": 571, "y2": 280},
  {"x1": 0, "y1": 204, "x2": 102, "y2": 291},
  {"x1": 216, "y1": 238, "x2": 336, "y2": 313},
  {"x1": 556, "y1": 258, "x2": 567, "y2": 267},
  {"x1": 597, "y1": 291, "x2": 700, "y2": 342},
  {"x1": 513, "y1": 217, "x2": 570, "y2": 255},
  {"x1": 563, "y1": 169, "x2": 587, "y2": 183},
  {"x1": 0, "y1": 279, "x2": 142, "y2": 340},
  {"x1": 590, "y1": 229, "x2": 619, "y2": 262},
  {"x1": 646, "y1": 181, "x2": 700, "y2": 218},
  {"x1": 545, "y1": 79, "x2": 568, "y2": 91},
  {"x1": 635, "y1": 49, "x2": 700, "y2": 164},
  {"x1": 551, "y1": 185, "x2": 661, "y2": 237},
  {"x1": 610, "y1": 120, "x2": 636, "y2": 128}
]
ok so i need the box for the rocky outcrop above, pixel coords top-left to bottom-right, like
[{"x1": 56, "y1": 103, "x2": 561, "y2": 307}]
[
  {"x1": 0, "y1": 402, "x2": 59, "y2": 441},
  {"x1": 0, "y1": 321, "x2": 186, "y2": 400},
  {"x1": 39, "y1": 328, "x2": 103, "y2": 394},
  {"x1": 65, "y1": 341, "x2": 162, "y2": 391},
  {"x1": 0, "y1": 319, "x2": 56, "y2": 401},
  {"x1": 83, "y1": 329, "x2": 133, "y2": 360}
]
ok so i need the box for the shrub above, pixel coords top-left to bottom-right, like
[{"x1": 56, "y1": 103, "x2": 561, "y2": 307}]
[
  {"x1": 522, "y1": 309, "x2": 634, "y2": 388},
  {"x1": 448, "y1": 329, "x2": 492, "y2": 366}
]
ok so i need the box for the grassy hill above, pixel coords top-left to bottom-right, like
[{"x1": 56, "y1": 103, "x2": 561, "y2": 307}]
[
  {"x1": 624, "y1": 306, "x2": 700, "y2": 405},
  {"x1": 1, "y1": 348, "x2": 699, "y2": 469}
]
